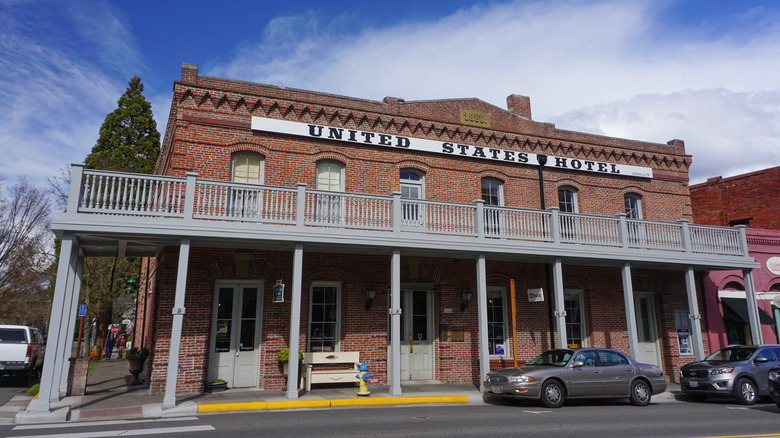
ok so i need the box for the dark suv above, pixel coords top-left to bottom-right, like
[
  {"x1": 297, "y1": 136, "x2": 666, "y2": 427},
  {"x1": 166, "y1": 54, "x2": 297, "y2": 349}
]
[{"x1": 680, "y1": 345, "x2": 780, "y2": 405}]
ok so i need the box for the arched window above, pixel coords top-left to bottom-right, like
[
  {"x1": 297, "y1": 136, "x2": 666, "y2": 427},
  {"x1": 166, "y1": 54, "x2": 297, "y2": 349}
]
[
  {"x1": 723, "y1": 281, "x2": 744, "y2": 291},
  {"x1": 770, "y1": 283, "x2": 780, "y2": 292},
  {"x1": 558, "y1": 186, "x2": 578, "y2": 213},
  {"x1": 316, "y1": 160, "x2": 344, "y2": 192},
  {"x1": 481, "y1": 178, "x2": 503, "y2": 206},
  {"x1": 231, "y1": 152, "x2": 264, "y2": 184},
  {"x1": 314, "y1": 160, "x2": 345, "y2": 223},
  {"x1": 400, "y1": 169, "x2": 424, "y2": 224},
  {"x1": 624, "y1": 193, "x2": 642, "y2": 219}
]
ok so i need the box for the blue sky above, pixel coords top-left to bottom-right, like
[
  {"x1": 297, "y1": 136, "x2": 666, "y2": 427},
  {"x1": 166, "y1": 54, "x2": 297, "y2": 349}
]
[{"x1": 1, "y1": 0, "x2": 779, "y2": 188}]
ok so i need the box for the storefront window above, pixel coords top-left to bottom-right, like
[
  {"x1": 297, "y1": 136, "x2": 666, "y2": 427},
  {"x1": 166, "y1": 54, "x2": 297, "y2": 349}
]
[
  {"x1": 309, "y1": 283, "x2": 340, "y2": 352},
  {"x1": 487, "y1": 288, "x2": 508, "y2": 356}
]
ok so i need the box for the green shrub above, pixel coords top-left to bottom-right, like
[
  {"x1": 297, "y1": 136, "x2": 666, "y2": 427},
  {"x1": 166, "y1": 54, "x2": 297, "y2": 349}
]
[
  {"x1": 26, "y1": 383, "x2": 39, "y2": 396},
  {"x1": 125, "y1": 347, "x2": 150, "y2": 359},
  {"x1": 276, "y1": 348, "x2": 303, "y2": 362}
]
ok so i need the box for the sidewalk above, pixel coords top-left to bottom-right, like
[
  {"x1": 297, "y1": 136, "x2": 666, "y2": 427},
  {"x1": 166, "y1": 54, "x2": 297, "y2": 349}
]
[{"x1": 11, "y1": 358, "x2": 683, "y2": 424}]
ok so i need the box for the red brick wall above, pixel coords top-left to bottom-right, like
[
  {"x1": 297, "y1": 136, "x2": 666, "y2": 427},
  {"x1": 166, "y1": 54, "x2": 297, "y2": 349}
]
[{"x1": 690, "y1": 166, "x2": 780, "y2": 230}]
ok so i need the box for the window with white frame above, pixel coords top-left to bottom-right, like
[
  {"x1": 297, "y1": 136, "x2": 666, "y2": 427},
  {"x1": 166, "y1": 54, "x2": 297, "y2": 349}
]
[
  {"x1": 564, "y1": 290, "x2": 586, "y2": 348},
  {"x1": 486, "y1": 288, "x2": 509, "y2": 356},
  {"x1": 482, "y1": 178, "x2": 503, "y2": 236},
  {"x1": 231, "y1": 152, "x2": 264, "y2": 184},
  {"x1": 315, "y1": 160, "x2": 345, "y2": 223},
  {"x1": 558, "y1": 186, "x2": 578, "y2": 238},
  {"x1": 400, "y1": 169, "x2": 424, "y2": 223},
  {"x1": 624, "y1": 193, "x2": 642, "y2": 219},
  {"x1": 308, "y1": 283, "x2": 340, "y2": 352},
  {"x1": 228, "y1": 152, "x2": 265, "y2": 218}
]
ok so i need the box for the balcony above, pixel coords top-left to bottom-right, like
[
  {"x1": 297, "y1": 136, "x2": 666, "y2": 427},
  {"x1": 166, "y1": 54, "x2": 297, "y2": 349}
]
[{"x1": 53, "y1": 164, "x2": 755, "y2": 270}]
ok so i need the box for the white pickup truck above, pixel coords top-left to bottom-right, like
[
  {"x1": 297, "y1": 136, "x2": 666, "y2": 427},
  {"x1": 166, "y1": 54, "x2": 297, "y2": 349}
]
[{"x1": 0, "y1": 325, "x2": 45, "y2": 377}]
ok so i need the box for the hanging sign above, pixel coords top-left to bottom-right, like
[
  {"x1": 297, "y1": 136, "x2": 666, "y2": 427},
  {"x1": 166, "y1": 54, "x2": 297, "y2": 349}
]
[
  {"x1": 78, "y1": 304, "x2": 87, "y2": 317},
  {"x1": 273, "y1": 280, "x2": 285, "y2": 303},
  {"x1": 251, "y1": 117, "x2": 654, "y2": 179}
]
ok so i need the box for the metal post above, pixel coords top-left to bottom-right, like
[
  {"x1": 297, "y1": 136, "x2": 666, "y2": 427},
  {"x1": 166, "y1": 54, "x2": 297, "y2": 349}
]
[
  {"x1": 59, "y1": 255, "x2": 84, "y2": 395},
  {"x1": 622, "y1": 263, "x2": 639, "y2": 358},
  {"x1": 684, "y1": 267, "x2": 705, "y2": 360},
  {"x1": 286, "y1": 244, "x2": 304, "y2": 399},
  {"x1": 163, "y1": 238, "x2": 191, "y2": 408},
  {"x1": 476, "y1": 254, "x2": 490, "y2": 390},
  {"x1": 552, "y1": 258, "x2": 567, "y2": 349},
  {"x1": 743, "y1": 269, "x2": 763, "y2": 345},
  {"x1": 390, "y1": 249, "x2": 402, "y2": 396}
]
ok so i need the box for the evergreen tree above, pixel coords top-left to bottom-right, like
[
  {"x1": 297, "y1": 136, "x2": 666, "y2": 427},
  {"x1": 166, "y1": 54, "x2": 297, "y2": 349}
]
[{"x1": 85, "y1": 76, "x2": 160, "y2": 173}]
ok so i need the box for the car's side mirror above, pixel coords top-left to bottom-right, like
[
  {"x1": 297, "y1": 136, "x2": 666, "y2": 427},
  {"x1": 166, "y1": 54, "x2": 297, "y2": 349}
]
[
  {"x1": 572, "y1": 360, "x2": 585, "y2": 368},
  {"x1": 755, "y1": 357, "x2": 769, "y2": 363}
]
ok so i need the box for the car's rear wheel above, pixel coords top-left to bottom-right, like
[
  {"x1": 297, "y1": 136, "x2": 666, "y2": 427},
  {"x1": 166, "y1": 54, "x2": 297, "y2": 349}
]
[
  {"x1": 735, "y1": 378, "x2": 757, "y2": 405},
  {"x1": 540, "y1": 380, "x2": 566, "y2": 408},
  {"x1": 629, "y1": 380, "x2": 651, "y2": 406}
]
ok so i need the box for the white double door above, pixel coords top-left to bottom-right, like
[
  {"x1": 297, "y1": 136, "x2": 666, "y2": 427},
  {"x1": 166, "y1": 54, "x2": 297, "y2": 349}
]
[
  {"x1": 209, "y1": 281, "x2": 263, "y2": 388},
  {"x1": 399, "y1": 290, "x2": 434, "y2": 381}
]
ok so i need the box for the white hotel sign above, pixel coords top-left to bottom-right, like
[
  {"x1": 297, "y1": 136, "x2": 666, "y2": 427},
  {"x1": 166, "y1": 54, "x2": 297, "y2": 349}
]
[{"x1": 251, "y1": 117, "x2": 654, "y2": 179}]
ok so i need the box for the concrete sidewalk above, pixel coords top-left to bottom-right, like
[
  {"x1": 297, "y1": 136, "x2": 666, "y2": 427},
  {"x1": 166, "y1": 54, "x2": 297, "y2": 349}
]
[{"x1": 10, "y1": 358, "x2": 683, "y2": 424}]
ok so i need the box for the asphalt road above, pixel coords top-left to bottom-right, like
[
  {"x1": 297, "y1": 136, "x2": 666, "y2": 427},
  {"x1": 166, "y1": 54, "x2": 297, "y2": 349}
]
[{"x1": 4, "y1": 397, "x2": 780, "y2": 438}]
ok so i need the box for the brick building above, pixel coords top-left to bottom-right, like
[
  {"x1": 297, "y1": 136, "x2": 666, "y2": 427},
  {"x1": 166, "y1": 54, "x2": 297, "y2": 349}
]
[
  {"x1": 690, "y1": 166, "x2": 780, "y2": 229},
  {"x1": 39, "y1": 64, "x2": 762, "y2": 411},
  {"x1": 690, "y1": 167, "x2": 780, "y2": 351}
]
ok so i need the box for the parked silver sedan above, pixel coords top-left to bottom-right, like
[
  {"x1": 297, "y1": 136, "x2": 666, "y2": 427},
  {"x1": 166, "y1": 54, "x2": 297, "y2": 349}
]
[{"x1": 484, "y1": 348, "x2": 667, "y2": 408}]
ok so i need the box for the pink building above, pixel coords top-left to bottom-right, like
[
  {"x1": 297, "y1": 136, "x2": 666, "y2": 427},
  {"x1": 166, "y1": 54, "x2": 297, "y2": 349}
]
[{"x1": 702, "y1": 228, "x2": 780, "y2": 351}]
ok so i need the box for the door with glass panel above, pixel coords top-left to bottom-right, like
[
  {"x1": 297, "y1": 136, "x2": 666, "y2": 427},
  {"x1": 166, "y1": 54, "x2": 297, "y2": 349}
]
[
  {"x1": 634, "y1": 293, "x2": 661, "y2": 367},
  {"x1": 209, "y1": 281, "x2": 263, "y2": 387},
  {"x1": 400, "y1": 170, "x2": 424, "y2": 228},
  {"x1": 482, "y1": 178, "x2": 503, "y2": 236},
  {"x1": 399, "y1": 290, "x2": 434, "y2": 380},
  {"x1": 315, "y1": 161, "x2": 343, "y2": 224}
]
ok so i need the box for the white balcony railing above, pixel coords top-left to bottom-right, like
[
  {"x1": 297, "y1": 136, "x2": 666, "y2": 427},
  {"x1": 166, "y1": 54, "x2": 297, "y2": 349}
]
[{"x1": 66, "y1": 166, "x2": 749, "y2": 258}]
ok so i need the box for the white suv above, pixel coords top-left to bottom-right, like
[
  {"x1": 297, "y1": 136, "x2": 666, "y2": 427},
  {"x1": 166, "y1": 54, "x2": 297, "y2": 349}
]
[{"x1": 0, "y1": 325, "x2": 45, "y2": 377}]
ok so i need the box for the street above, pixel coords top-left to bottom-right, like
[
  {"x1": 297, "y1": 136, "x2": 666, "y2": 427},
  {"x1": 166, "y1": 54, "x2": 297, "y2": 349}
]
[{"x1": 3, "y1": 397, "x2": 780, "y2": 438}]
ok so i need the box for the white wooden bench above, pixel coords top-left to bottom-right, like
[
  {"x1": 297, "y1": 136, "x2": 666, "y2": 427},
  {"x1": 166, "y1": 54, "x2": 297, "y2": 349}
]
[{"x1": 302, "y1": 352, "x2": 360, "y2": 391}]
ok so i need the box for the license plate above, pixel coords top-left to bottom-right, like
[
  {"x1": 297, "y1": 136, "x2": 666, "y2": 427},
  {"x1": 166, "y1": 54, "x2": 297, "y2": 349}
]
[
  {"x1": 689, "y1": 380, "x2": 699, "y2": 388},
  {"x1": 492, "y1": 386, "x2": 501, "y2": 394}
]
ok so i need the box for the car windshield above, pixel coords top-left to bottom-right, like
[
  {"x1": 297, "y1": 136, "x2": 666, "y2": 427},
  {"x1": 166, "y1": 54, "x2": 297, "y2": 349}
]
[
  {"x1": 705, "y1": 347, "x2": 757, "y2": 362},
  {"x1": 528, "y1": 350, "x2": 573, "y2": 367}
]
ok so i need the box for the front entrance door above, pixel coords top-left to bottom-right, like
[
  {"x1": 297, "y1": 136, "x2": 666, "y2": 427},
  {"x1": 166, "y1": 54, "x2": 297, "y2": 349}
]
[
  {"x1": 400, "y1": 290, "x2": 434, "y2": 380},
  {"x1": 209, "y1": 281, "x2": 263, "y2": 388},
  {"x1": 634, "y1": 293, "x2": 661, "y2": 367}
]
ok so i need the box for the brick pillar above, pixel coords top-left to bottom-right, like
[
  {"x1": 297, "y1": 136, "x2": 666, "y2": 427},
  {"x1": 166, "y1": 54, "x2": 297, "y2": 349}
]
[{"x1": 67, "y1": 357, "x2": 91, "y2": 396}]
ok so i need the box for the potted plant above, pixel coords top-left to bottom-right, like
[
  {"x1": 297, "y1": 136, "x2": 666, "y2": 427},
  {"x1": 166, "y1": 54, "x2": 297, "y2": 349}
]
[
  {"x1": 205, "y1": 378, "x2": 228, "y2": 391},
  {"x1": 125, "y1": 346, "x2": 149, "y2": 385},
  {"x1": 276, "y1": 348, "x2": 304, "y2": 385}
]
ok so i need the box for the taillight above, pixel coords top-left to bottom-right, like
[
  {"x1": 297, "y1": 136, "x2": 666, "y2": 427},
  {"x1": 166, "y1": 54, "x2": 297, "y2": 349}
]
[{"x1": 26, "y1": 345, "x2": 31, "y2": 358}]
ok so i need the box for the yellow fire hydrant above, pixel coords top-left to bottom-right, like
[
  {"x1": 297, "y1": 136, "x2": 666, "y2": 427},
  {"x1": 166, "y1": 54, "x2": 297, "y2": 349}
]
[{"x1": 356, "y1": 361, "x2": 372, "y2": 396}]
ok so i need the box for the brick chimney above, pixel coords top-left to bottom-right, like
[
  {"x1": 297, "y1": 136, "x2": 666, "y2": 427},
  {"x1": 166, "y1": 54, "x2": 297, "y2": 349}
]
[
  {"x1": 181, "y1": 63, "x2": 199, "y2": 85},
  {"x1": 507, "y1": 94, "x2": 531, "y2": 119}
]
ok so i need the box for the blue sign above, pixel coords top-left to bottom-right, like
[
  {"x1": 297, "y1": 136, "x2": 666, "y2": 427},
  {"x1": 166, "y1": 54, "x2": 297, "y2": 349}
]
[{"x1": 78, "y1": 304, "x2": 87, "y2": 317}]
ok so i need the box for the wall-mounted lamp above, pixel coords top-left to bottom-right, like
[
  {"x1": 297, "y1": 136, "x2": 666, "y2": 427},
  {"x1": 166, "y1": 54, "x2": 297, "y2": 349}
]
[
  {"x1": 461, "y1": 290, "x2": 473, "y2": 312},
  {"x1": 365, "y1": 286, "x2": 377, "y2": 311}
]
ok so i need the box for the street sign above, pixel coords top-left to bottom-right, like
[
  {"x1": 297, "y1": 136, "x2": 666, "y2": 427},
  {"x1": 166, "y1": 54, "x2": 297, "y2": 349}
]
[
  {"x1": 78, "y1": 304, "x2": 87, "y2": 317},
  {"x1": 111, "y1": 325, "x2": 119, "y2": 334},
  {"x1": 122, "y1": 319, "x2": 132, "y2": 325}
]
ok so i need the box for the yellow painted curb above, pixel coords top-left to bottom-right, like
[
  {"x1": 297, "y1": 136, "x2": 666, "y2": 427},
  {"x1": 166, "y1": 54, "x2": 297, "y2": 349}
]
[{"x1": 197, "y1": 395, "x2": 469, "y2": 413}]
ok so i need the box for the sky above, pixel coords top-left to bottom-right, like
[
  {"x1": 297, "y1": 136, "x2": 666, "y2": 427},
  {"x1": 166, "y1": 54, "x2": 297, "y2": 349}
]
[{"x1": 1, "y1": 0, "x2": 779, "y2": 189}]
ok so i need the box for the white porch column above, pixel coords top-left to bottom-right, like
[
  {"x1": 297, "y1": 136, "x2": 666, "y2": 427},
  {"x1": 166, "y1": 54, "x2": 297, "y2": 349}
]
[
  {"x1": 286, "y1": 244, "x2": 304, "y2": 399},
  {"x1": 684, "y1": 267, "x2": 705, "y2": 360},
  {"x1": 552, "y1": 258, "x2": 567, "y2": 349},
  {"x1": 621, "y1": 263, "x2": 639, "y2": 358},
  {"x1": 476, "y1": 254, "x2": 490, "y2": 391},
  {"x1": 163, "y1": 238, "x2": 191, "y2": 408},
  {"x1": 743, "y1": 269, "x2": 763, "y2": 345},
  {"x1": 37, "y1": 232, "x2": 78, "y2": 412},
  {"x1": 58, "y1": 254, "x2": 84, "y2": 394},
  {"x1": 389, "y1": 249, "x2": 402, "y2": 396}
]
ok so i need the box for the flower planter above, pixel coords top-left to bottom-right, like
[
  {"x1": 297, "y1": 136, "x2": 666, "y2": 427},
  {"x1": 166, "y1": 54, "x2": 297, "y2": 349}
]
[{"x1": 127, "y1": 357, "x2": 147, "y2": 385}]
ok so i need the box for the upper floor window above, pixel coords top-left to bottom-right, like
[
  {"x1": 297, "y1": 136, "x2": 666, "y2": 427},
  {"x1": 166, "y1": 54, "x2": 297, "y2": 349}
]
[
  {"x1": 481, "y1": 178, "x2": 503, "y2": 206},
  {"x1": 316, "y1": 161, "x2": 344, "y2": 192},
  {"x1": 558, "y1": 186, "x2": 578, "y2": 213},
  {"x1": 624, "y1": 193, "x2": 642, "y2": 219},
  {"x1": 231, "y1": 152, "x2": 264, "y2": 184},
  {"x1": 400, "y1": 170, "x2": 424, "y2": 199}
]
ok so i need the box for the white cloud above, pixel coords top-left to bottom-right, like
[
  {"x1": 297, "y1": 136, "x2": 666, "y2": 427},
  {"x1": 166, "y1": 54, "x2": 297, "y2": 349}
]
[{"x1": 209, "y1": 0, "x2": 780, "y2": 182}]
